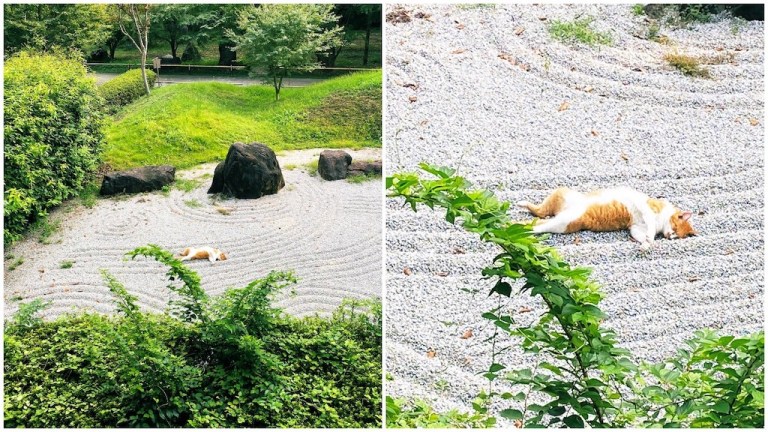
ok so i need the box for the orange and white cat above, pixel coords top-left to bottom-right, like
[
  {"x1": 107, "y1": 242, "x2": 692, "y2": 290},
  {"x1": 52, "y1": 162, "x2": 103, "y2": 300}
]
[
  {"x1": 179, "y1": 247, "x2": 228, "y2": 263},
  {"x1": 517, "y1": 187, "x2": 696, "y2": 249}
]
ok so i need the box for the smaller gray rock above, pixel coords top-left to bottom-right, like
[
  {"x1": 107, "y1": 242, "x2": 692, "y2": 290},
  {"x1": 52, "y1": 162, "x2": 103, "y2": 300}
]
[
  {"x1": 160, "y1": 54, "x2": 182, "y2": 65},
  {"x1": 348, "y1": 160, "x2": 383, "y2": 177},
  {"x1": 318, "y1": 150, "x2": 352, "y2": 181},
  {"x1": 100, "y1": 165, "x2": 175, "y2": 196}
]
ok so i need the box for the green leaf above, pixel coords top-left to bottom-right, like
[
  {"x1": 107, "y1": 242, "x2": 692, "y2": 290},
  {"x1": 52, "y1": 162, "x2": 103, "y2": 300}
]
[
  {"x1": 499, "y1": 409, "x2": 522, "y2": 420},
  {"x1": 489, "y1": 363, "x2": 505, "y2": 373},
  {"x1": 563, "y1": 414, "x2": 584, "y2": 428},
  {"x1": 712, "y1": 400, "x2": 730, "y2": 414},
  {"x1": 491, "y1": 281, "x2": 512, "y2": 297}
]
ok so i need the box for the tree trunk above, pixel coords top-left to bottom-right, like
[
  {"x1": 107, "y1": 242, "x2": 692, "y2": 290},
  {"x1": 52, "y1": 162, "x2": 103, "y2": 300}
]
[
  {"x1": 141, "y1": 52, "x2": 150, "y2": 95},
  {"x1": 170, "y1": 38, "x2": 178, "y2": 59}
]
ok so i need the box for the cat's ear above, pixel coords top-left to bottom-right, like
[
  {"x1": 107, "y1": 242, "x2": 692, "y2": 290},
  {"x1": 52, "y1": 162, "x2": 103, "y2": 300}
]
[{"x1": 679, "y1": 211, "x2": 692, "y2": 221}]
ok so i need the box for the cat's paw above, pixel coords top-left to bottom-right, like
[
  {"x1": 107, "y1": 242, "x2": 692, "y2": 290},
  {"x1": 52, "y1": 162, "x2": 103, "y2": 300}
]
[{"x1": 640, "y1": 241, "x2": 653, "y2": 251}]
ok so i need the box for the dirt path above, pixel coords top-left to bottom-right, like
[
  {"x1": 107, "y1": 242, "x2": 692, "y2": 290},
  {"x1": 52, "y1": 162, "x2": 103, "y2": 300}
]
[{"x1": 4, "y1": 148, "x2": 382, "y2": 319}]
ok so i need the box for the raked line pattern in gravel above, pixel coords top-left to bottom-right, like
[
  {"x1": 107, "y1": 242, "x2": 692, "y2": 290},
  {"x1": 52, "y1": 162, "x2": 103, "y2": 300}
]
[
  {"x1": 384, "y1": 3, "x2": 763, "y2": 421},
  {"x1": 4, "y1": 149, "x2": 382, "y2": 320}
]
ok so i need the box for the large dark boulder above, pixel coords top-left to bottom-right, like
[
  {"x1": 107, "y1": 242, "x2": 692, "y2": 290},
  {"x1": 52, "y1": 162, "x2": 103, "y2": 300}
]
[
  {"x1": 100, "y1": 165, "x2": 175, "y2": 196},
  {"x1": 318, "y1": 150, "x2": 352, "y2": 181},
  {"x1": 218, "y1": 43, "x2": 237, "y2": 66},
  {"x1": 348, "y1": 160, "x2": 383, "y2": 177},
  {"x1": 207, "y1": 142, "x2": 285, "y2": 198}
]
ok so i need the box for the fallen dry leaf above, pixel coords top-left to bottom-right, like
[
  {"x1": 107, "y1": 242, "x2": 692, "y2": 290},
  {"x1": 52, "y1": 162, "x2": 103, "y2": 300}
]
[
  {"x1": 420, "y1": 119, "x2": 429, "y2": 126},
  {"x1": 455, "y1": 23, "x2": 465, "y2": 30},
  {"x1": 426, "y1": 349, "x2": 437, "y2": 358},
  {"x1": 518, "y1": 306, "x2": 533, "y2": 313},
  {"x1": 724, "y1": 248, "x2": 735, "y2": 255},
  {"x1": 591, "y1": 129, "x2": 599, "y2": 137},
  {"x1": 435, "y1": 271, "x2": 449, "y2": 277},
  {"x1": 620, "y1": 152, "x2": 629, "y2": 161},
  {"x1": 498, "y1": 53, "x2": 516, "y2": 65},
  {"x1": 452, "y1": 246, "x2": 466, "y2": 254},
  {"x1": 688, "y1": 276, "x2": 701, "y2": 282},
  {"x1": 573, "y1": 236, "x2": 581, "y2": 245},
  {"x1": 734, "y1": 117, "x2": 742, "y2": 124},
  {"x1": 461, "y1": 329, "x2": 473, "y2": 339},
  {"x1": 386, "y1": 8, "x2": 412, "y2": 24},
  {"x1": 514, "y1": 419, "x2": 524, "y2": 428},
  {"x1": 403, "y1": 267, "x2": 412, "y2": 276},
  {"x1": 749, "y1": 117, "x2": 759, "y2": 126},
  {"x1": 451, "y1": 48, "x2": 467, "y2": 54},
  {"x1": 538, "y1": 16, "x2": 547, "y2": 21},
  {"x1": 748, "y1": 292, "x2": 756, "y2": 299},
  {"x1": 520, "y1": 63, "x2": 531, "y2": 72},
  {"x1": 414, "y1": 11, "x2": 431, "y2": 19},
  {"x1": 584, "y1": 85, "x2": 594, "y2": 93},
  {"x1": 409, "y1": 96, "x2": 417, "y2": 103},
  {"x1": 402, "y1": 82, "x2": 419, "y2": 90},
  {"x1": 514, "y1": 26, "x2": 525, "y2": 36},
  {"x1": 558, "y1": 101, "x2": 570, "y2": 112}
]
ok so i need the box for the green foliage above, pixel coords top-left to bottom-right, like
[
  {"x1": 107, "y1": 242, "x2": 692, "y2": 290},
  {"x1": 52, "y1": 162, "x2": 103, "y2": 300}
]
[
  {"x1": 632, "y1": 4, "x2": 646, "y2": 16},
  {"x1": 387, "y1": 164, "x2": 764, "y2": 428},
  {"x1": 7, "y1": 256, "x2": 25, "y2": 271},
  {"x1": 4, "y1": 51, "x2": 105, "y2": 245},
  {"x1": 104, "y1": 72, "x2": 381, "y2": 169},
  {"x1": 229, "y1": 4, "x2": 343, "y2": 100},
  {"x1": 3, "y1": 4, "x2": 110, "y2": 55},
  {"x1": 348, "y1": 173, "x2": 381, "y2": 184},
  {"x1": 59, "y1": 260, "x2": 74, "y2": 269},
  {"x1": 386, "y1": 396, "x2": 496, "y2": 428},
  {"x1": 34, "y1": 217, "x2": 60, "y2": 245},
  {"x1": 549, "y1": 17, "x2": 613, "y2": 46},
  {"x1": 664, "y1": 52, "x2": 711, "y2": 78},
  {"x1": 184, "y1": 199, "x2": 202, "y2": 208},
  {"x1": 4, "y1": 246, "x2": 381, "y2": 428},
  {"x1": 99, "y1": 69, "x2": 157, "y2": 112},
  {"x1": 174, "y1": 178, "x2": 202, "y2": 193}
]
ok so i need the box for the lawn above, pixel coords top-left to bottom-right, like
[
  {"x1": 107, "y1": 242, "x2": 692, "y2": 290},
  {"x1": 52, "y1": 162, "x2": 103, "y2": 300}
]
[{"x1": 103, "y1": 71, "x2": 381, "y2": 169}]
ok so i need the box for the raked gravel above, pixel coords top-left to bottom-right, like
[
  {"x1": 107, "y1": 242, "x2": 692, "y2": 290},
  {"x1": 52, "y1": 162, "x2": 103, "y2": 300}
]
[
  {"x1": 4, "y1": 148, "x2": 382, "y2": 320},
  {"x1": 384, "y1": 3, "x2": 763, "y2": 423}
]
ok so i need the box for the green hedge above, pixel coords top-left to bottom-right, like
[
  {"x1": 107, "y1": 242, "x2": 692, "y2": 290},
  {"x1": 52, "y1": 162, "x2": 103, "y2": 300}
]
[
  {"x1": 99, "y1": 68, "x2": 156, "y2": 111},
  {"x1": 4, "y1": 246, "x2": 382, "y2": 428},
  {"x1": 4, "y1": 51, "x2": 105, "y2": 245}
]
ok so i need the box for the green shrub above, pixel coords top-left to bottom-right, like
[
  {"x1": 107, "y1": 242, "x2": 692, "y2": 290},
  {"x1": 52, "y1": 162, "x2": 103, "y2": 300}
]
[
  {"x1": 386, "y1": 396, "x2": 496, "y2": 428},
  {"x1": 4, "y1": 51, "x2": 106, "y2": 245},
  {"x1": 387, "y1": 164, "x2": 764, "y2": 428},
  {"x1": 99, "y1": 68, "x2": 156, "y2": 111},
  {"x1": 4, "y1": 245, "x2": 381, "y2": 428}
]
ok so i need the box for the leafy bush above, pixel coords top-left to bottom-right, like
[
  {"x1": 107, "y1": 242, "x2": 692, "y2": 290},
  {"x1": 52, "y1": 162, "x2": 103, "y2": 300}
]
[
  {"x1": 386, "y1": 396, "x2": 496, "y2": 428},
  {"x1": 387, "y1": 164, "x2": 764, "y2": 428},
  {"x1": 4, "y1": 245, "x2": 381, "y2": 428},
  {"x1": 4, "y1": 51, "x2": 106, "y2": 245},
  {"x1": 99, "y1": 68, "x2": 156, "y2": 112}
]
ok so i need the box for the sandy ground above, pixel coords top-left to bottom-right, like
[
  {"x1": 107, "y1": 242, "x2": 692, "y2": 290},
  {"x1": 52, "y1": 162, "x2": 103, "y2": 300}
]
[
  {"x1": 384, "y1": 3, "x2": 763, "y2": 419},
  {"x1": 4, "y1": 148, "x2": 382, "y2": 320}
]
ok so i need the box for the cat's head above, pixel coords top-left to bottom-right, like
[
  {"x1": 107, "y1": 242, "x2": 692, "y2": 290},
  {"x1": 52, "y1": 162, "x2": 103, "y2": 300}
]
[
  {"x1": 665, "y1": 211, "x2": 697, "y2": 239},
  {"x1": 216, "y1": 249, "x2": 228, "y2": 261}
]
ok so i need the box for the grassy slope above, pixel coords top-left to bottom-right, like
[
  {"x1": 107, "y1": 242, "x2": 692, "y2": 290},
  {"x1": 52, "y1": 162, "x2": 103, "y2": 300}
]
[{"x1": 104, "y1": 71, "x2": 381, "y2": 169}]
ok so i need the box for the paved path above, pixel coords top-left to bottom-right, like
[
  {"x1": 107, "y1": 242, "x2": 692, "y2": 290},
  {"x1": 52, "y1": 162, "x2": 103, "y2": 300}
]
[{"x1": 93, "y1": 72, "x2": 324, "y2": 87}]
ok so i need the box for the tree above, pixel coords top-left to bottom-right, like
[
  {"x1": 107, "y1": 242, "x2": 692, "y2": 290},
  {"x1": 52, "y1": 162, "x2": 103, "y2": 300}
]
[
  {"x1": 117, "y1": 4, "x2": 152, "y2": 96},
  {"x1": 357, "y1": 5, "x2": 381, "y2": 66},
  {"x1": 3, "y1": 4, "x2": 109, "y2": 55},
  {"x1": 228, "y1": 4, "x2": 343, "y2": 100}
]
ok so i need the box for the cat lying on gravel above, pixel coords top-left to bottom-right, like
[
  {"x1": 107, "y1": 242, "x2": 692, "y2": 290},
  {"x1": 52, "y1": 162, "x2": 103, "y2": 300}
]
[
  {"x1": 517, "y1": 187, "x2": 696, "y2": 250},
  {"x1": 178, "y1": 247, "x2": 228, "y2": 263}
]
